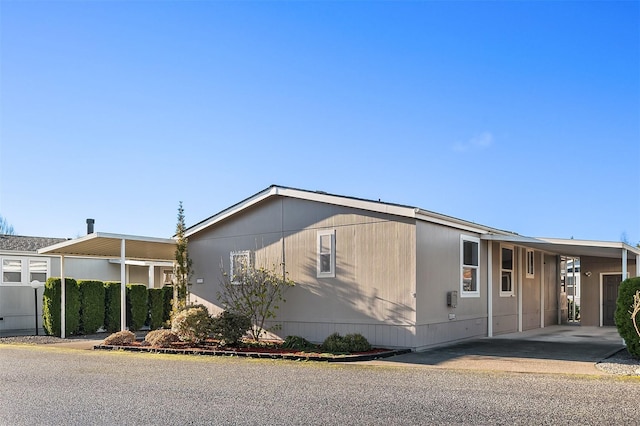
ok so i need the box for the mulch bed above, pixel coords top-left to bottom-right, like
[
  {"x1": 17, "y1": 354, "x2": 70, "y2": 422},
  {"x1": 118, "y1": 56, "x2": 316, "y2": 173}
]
[{"x1": 94, "y1": 340, "x2": 410, "y2": 362}]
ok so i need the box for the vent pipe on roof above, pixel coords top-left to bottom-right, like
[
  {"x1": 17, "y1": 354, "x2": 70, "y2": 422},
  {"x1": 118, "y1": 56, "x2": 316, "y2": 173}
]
[{"x1": 86, "y1": 218, "x2": 95, "y2": 234}]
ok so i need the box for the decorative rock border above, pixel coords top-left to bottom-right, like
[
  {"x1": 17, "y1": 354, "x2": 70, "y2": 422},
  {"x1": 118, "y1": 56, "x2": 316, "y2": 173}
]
[{"x1": 93, "y1": 344, "x2": 411, "y2": 362}]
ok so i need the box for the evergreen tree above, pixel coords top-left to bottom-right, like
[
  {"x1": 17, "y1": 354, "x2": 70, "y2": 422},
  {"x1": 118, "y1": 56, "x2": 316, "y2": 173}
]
[{"x1": 172, "y1": 202, "x2": 193, "y2": 314}]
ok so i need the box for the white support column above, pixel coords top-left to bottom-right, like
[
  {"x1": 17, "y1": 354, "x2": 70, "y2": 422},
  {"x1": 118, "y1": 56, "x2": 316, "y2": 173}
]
[
  {"x1": 622, "y1": 249, "x2": 628, "y2": 280},
  {"x1": 540, "y1": 252, "x2": 545, "y2": 328},
  {"x1": 120, "y1": 239, "x2": 126, "y2": 332},
  {"x1": 636, "y1": 254, "x2": 640, "y2": 277},
  {"x1": 487, "y1": 241, "x2": 493, "y2": 337},
  {"x1": 518, "y1": 247, "x2": 523, "y2": 333},
  {"x1": 60, "y1": 255, "x2": 66, "y2": 339},
  {"x1": 148, "y1": 265, "x2": 155, "y2": 289}
]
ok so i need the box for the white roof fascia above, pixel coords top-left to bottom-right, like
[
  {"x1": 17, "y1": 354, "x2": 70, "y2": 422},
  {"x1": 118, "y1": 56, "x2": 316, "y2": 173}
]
[
  {"x1": 276, "y1": 187, "x2": 417, "y2": 218},
  {"x1": 37, "y1": 232, "x2": 176, "y2": 255},
  {"x1": 416, "y1": 211, "x2": 512, "y2": 235},
  {"x1": 537, "y1": 238, "x2": 640, "y2": 256},
  {"x1": 185, "y1": 187, "x2": 277, "y2": 238},
  {"x1": 185, "y1": 186, "x2": 417, "y2": 238}
]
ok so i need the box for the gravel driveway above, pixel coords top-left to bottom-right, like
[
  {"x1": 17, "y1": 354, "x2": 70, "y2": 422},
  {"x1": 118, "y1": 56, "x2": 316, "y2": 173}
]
[{"x1": 0, "y1": 345, "x2": 639, "y2": 425}]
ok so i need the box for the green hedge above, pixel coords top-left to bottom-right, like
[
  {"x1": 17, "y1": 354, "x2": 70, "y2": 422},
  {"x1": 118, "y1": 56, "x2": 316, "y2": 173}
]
[
  {"x1": 126, "y1": 284, "x2": 148, "y2": 331},
  {"x1": 162, "y1": 285, "x2": 173, "y2": 325},
  {"x1": 42, "y1": 277, "x2": 80, "y2": 337},
  {"x1": 104, "y1": 282, "x2": 121, "y2": 333},
  {"x1": 77, "y1": 280, "x2": 106, "y2": 334},
  {"x1": 615, "y1": 277, "x2": 640, "y2": 358},
  {"x1": 148, "y1": 288, "x2": 164, "y2": 330}
]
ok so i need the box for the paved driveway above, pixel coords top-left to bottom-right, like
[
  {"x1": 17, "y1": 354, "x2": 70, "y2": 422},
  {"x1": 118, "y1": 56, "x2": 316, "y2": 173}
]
[{"x1": 369, "y1": 326, "x2": 625, "y2": 375}]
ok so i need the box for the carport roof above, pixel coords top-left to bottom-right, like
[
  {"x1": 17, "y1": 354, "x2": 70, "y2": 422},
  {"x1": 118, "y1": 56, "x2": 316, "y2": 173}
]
[
  {"x1": 481, "y1": 234, "x2": 640, "y2": 259},
  {"x1": 37, "y1": 232, "x2": 176, "y2": 261}
]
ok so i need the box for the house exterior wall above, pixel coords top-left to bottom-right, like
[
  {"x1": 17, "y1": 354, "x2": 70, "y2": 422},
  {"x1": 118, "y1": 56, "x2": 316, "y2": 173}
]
[
  {"x1": 188, "y1": 196, "x2": 417, "y2": 348},
  {"x1": 522, "y1": 249, "x2": 542, "y2": 331},
  {"x1": 414, "y1": 221, "x2": 487, "y2": 349},
  {"x1": 578, "y1": 255, "x2": 638, "y2": 327}
]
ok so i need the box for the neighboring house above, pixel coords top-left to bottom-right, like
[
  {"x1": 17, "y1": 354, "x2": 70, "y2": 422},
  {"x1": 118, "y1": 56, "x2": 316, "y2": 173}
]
[
  {"x1": 182, "y1": 185, "x2": 639, "y2": 350},
  {"x1": 0, "y1": 234, "x2": 173, "y2": 333}
]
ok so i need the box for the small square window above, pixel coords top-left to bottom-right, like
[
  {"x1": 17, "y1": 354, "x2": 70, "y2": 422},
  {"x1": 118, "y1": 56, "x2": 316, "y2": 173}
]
[{"x1": 230, "y1": 251, "x2": 251, "y2": 284}]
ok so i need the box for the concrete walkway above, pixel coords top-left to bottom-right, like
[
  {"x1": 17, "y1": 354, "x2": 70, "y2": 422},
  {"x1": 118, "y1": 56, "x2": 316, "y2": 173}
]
[{"x1": 364, "y1": 326, "x2": 625, "y2": 375}]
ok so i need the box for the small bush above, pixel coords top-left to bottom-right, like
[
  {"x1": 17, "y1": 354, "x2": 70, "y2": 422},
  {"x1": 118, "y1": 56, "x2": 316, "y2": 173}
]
[
  {"x1": 42, "y1": 277, "x2": 80, "y2": 337},
  {"x1": 148, "y1": 288, "x2": 165, "y2": 330},
  {"x1": 103, "y1": 330, "x2": 136, "y2": 346},
  {"x1": 282, "y1": 335, "x2": 316, "y2": 351},
  {"x1": 344, "y1": 333, "x2": 371, "y2": 352},
  {"x1": 144, "y1": 329, "x2": 180, "y2": 347},
  {"x1": 126, "y1": 284, "x2": 148, "y2": 331},
  {"x1": 321, "y1": 332, "x2": 371, "y2": 353},
  {"x1": 171, "y1": 305, "x2": 211, "y2": 344},
  {"x1": 210, "y1": 311, "x2": 252, "y2": 346},
  {"x1": 78, "y1": 280, "x2": 105, "y2": 334},
  {"x1": 615, "y1": 277, "x2": 640, "y2": 358},
  {"x1": 104, "y1": 282, "x2": 121, "y2": 333},
  {"x1": 321, "y1": 332, "x2": 349, "y2": 353}
]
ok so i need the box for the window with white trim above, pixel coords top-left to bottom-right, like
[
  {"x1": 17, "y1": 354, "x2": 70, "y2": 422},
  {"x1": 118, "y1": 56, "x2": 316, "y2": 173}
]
[
  {"x1": 526, "y1": 249, "x2": 535, "y2": 278},
  {"x1": 29, "y1": 259, "x2": 48, "y2": 283},
  {"x1": 317, "y1": 230, "x2": 336, "y2": 278},
  {"x1": 230, "y1": 250, "x2": 251, "y2": 284},
  {"x1": 1, "y1": 257, "x2": 50, "y2": 286},
  {"x1": 460, "y1": 235, "x2": 480, "y2": 297},
  {"x1": 501, "y1": 246, "x2": 514, "y2": 297},
  {"x1": 2, "y1": 258, "x2": 22, "y2": 284}
]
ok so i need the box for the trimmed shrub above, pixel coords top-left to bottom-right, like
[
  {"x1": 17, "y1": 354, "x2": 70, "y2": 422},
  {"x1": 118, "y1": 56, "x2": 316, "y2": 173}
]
[
  {"x1": 126, "y1": 284, "x2": 148, "y2": 331},
  {"x1": 321, "y1": 332, "x2": 371, "y2": 353},
  {"x1": 162, "y1": 285, "x2": 173, "y2": 326},
  {"x1": 148, "y1": 288, "x2": 165, "y2": 330},
  {"x1": 145, "y1": 329, "x2": 180, "y2": 347},
  {"x1": 615, "y1": 277, "x2": 640, "y2": 358},
  {"x1": 171, "y1": 305, "x2": 211, "y2": 344},
  {"x1": 282, "y1": 335, "x2": 315, "y2": 351},
  {"x1": 210, "y1": 310, "x2": 252, "y2": 346},
  {"x1": 78, "y1": 280, "x2": 105, "y2": 334},
  {"x1": 104, "y1": 282, "x2": 121, "y2": 333},
  {"x1": 103, "y1": 330, "x2": 136, "y2": 346},
  {"x1": 343, "y1": 333, "x2": 371, "y2": 352},
  {"x1": 42, "y1": 277, "x2": 80, "y2": 337}
]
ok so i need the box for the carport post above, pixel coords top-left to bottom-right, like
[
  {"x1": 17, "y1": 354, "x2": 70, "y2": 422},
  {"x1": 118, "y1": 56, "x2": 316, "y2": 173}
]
[
  {"x1": 636, "y1": 254, "x2": 640, "y2": 277},
  {"x1": 487, "y1": 241, "x2": 493, "y2": 337},
  {"x1": 622, "y1": 249, "x2": 627, "y2": 281},
  {"x1": 120, "y1": 239, "x2": 126, "y2": 331},
  {"x1": 60, "y1": 255, "x2": 65, "y2": 339}
]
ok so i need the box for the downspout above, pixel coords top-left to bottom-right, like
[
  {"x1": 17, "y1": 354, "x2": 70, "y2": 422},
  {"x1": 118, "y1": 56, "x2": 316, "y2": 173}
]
[
  {"x1": 487, "y1": 241, "x2": 493, "y2": 337},
  {"x1": 60, "y1": 255, "x2": 65, "y2": 339}
]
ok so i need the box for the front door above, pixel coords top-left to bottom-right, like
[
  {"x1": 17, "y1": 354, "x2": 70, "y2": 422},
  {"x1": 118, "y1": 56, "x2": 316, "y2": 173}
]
[{"x1": 602, "y1": 274, "x2": 622, "y2": 326}]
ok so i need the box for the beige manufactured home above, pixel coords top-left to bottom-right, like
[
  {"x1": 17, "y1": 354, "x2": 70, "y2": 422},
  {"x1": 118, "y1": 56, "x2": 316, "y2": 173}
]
[{"x1": 184, "y1": 185, "x2": 640, "y2": 350}]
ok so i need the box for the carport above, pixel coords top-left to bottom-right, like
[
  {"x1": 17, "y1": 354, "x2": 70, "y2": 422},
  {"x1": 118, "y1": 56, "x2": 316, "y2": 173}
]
[
  {"x1": 38, "y1": 233, "x2": 176, "y2": 338},
  {"x1": 481, "y1": 235, "x2": 640, "y2": 333}
]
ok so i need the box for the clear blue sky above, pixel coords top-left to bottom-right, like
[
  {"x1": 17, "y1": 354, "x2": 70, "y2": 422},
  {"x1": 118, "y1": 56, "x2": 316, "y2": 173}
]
[{"x1": 1, "y1": 1, "x2": 638, "y2": 244}]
